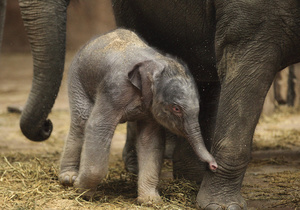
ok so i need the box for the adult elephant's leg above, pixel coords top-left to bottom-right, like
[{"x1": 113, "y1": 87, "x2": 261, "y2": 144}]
[
  {"x1": 198, "y1": 0, "x2": 300, "y2": 208},
  {"x1": 18, "y1": 0, "x2": 69, "y2": 141},
  {"x1": 0, "y1": 0, "x2": 7, "y2": 53},
  {"x1": 173, "y1": 81, "x2": 220, "y2": 182},
  {"x1": 122, "y1": 122, "x2": 138, "y2": 174},
  {"x1": 197, "y1": 44, "x2": 280, "y2": 209}
]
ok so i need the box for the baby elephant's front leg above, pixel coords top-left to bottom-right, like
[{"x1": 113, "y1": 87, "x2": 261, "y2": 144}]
[
  {"x1": 74, "y1": 102, "x2": 120, "y2": 198},
  {"x1": 136, "y1": 119, "x2": 165, "y2": 204}
]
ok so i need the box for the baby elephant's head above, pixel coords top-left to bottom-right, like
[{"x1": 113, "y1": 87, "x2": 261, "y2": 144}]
[{"x1": 128, "y1": 58, "x2": 217, "y2": 171}]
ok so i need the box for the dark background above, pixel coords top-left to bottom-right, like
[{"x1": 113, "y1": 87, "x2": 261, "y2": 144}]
[{"x1": 2, "y1": 0, "x2": 300, "y2": 114}]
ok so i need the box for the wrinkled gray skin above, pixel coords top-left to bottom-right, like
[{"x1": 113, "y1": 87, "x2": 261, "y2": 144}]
[
  {"x1": 18, "y1": 0, "x2": 69, "y2": 141},
  {"x1": 1, "y1": 0, "x2": 300, "y2": 209},
  {"x1": 59, "y1": 29, "x2": 217, "y2": 203}
]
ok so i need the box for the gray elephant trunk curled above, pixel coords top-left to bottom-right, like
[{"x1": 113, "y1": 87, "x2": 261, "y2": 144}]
[{"x1": 18, "y1": 0, "x2": 69, "y2": 141}]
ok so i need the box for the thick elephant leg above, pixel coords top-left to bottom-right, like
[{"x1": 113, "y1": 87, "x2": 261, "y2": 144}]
[
  {"x1": 197, "y1": 46, "x2": 280, "y2": 209},
  {"x1": 136, "y1": 119, "x2": 164, "y2": 204},
  {"x1": 18, "y1": 0, "x2": 69, "y2": 141},
  {"x1": 0, "y1": 0, "x2": 6, "y2": 53},
  {"x1": 173, "y1": 81, "x2": 220, "y2": 183},
  {"x1": 196, "y1": 1, "x2": 300, "y2": 208}
]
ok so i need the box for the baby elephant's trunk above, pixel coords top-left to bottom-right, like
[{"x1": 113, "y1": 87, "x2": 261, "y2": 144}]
[{"x1": 185, "y1": 123, "x2": 218, "y2": 172}]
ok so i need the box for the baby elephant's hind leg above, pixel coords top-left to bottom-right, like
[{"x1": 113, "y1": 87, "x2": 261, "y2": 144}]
[{"x1": 59, "y1": 93, "x2": 92, "y2": 186}]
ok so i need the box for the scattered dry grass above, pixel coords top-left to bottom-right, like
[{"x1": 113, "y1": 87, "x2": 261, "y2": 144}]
[
  {"x1": 0, "y1": 152, "x2": 199, "y2": 209},
  {"x1": 242, "y1": 169, "x2": 300, "y2": 208},
  {"x1": 0, "y1": 108, "x2": 300, "y2": 209},
  {"x1": 1, "y1": 151, "x2": 299, "y2": 209}
]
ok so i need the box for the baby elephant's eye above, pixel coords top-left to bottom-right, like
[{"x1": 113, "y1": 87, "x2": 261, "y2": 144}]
[{"x1": 172, "y1": 105, "x2": 182, "y2": 113}]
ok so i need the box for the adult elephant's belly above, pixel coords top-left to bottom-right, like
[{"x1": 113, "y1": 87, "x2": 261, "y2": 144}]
[{"x1": 112, "y1": 0, "x2": 219, "y2": 82}]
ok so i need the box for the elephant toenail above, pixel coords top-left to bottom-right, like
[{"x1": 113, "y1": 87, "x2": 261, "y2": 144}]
[
  {"x1": 64, "y1": 175, "x2": 70, "y2": 184},
  {"x1": 227, "y1": 204, "x2": 242, "y2": 210},
  {"x1": 205, "y1": 204, "x2": 222, "y2": 210},
  {"x1": 72, "y1": 176, "x2": 77, "y2": 183}
]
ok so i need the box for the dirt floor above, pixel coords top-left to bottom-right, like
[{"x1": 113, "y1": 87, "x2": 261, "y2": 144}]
[{"x1": 0, "y1": 53, "x2": 299, "y2": 209}]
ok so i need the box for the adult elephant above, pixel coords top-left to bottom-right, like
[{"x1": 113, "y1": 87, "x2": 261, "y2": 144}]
[{"x1": 1, "y1": 0, "x2": 300, "y2": 209}]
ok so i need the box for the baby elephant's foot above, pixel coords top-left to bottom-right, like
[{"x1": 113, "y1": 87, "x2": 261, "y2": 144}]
[
  {"x1": 73, "y1": 179, "x2": 97, "y2": 200},
  {"x1": 137, "y1": 192, "x2": 162, "y2": 205},
  {"x1": 75, "y1": 186, "x2": 97, "y2": 200},
  {"x1": 59, "y1": 171, "x2": 78, "y2": 186}
]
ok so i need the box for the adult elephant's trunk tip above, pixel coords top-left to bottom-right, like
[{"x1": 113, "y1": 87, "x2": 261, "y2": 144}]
[{"x1": 20, "y1": 118, "x2": 53, "y2": 142}]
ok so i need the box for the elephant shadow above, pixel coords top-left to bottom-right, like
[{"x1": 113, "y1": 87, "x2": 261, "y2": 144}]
[
  {"x1": 74, "y1": 159, "x2": 199, "y2": 204},
  {"x1": 94, "y1": 171, "x2": 138, "y2": 201}
]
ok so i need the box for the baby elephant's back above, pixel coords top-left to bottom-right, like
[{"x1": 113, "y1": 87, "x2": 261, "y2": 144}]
[
  {"x1": 68, "y1": 29, "x2": 160, "y2": 99},
  {"x1": 72, "y1": 29, "x2": 157, "y2": 79}
]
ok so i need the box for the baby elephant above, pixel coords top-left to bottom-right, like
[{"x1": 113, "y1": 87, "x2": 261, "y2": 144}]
[{"x1": 59, "y1": 29, "x2": 217, "y2": 204}]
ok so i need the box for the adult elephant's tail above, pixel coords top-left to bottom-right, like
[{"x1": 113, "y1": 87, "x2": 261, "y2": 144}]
[{"x1": 19, "y1": 0, "x2": 69, "y2": 141}]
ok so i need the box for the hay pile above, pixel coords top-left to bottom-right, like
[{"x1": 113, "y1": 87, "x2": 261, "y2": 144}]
[
  {"x1": 0, "y1": 110, "x2": 200, "y2": 209},
  {"x1": 1, "y1": 152, "x2": 299, "y2": 209},
  {"x1": 0, "y1": 152, "x2": 199, "y2": 209}
]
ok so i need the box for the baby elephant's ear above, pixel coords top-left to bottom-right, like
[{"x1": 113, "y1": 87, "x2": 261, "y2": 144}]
[
  {"x1": 128, "y1": 60, "x2": 164, "y2": 90},
  {"x1": 128, "y1": 60, "x2": 164, "y2": 108},
  {"x1": 128, "y1": 63, "x2": 143, "y2": 91}
]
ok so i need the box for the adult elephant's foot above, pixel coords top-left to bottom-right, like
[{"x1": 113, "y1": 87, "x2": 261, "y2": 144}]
[
  {"x1": 202, "y1": 203, "x2": 245, "y2": 210},
  {"x1": 196, "y1": 171, "x2": 247, "y2": 210},
  {"x1": 59, "y1": 171, "x2": 78, "y2": 186},
  {"x1": 197, "y1": 192, "x2": 246, "y2": 210}
]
